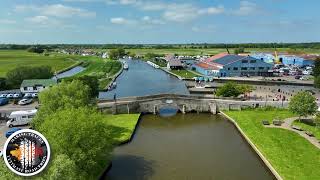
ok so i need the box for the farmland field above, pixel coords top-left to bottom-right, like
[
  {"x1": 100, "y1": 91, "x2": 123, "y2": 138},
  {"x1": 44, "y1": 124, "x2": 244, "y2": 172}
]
[
  {"x1": 124, "y1": 48, "x2": 320, "y2": 56},
  {"x1": 0, "y1": 50, "x2": 77, "y2": 77}
]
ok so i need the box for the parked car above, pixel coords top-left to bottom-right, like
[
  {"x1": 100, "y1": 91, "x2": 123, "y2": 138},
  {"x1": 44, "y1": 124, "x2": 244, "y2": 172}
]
[
  {"x1": 18, "y1": 98, "x2": 33, "y2": 105},
  {"x1": 6, "y1": 110, "x2": 37, "y2": 127},
  {"x1": 0, "y1": 94, "x2": 7, "y2": 98},
  {"x1": 24, "y1": 93, "x2": 32, "y2": 98},
  {"x1": 32, "y1": 93, "x2": 38, "y2": 98},
  {"x1": 0, "y1": 98, "x2": 9, "y2": 106},
  {"x1": 6, "y1": 94, "x2": 14, "y2": 98},
  {"x1": 13, "y1": 93, "x2": 21, "y2": 98},
  {"x1": 5, "y1": 127, "x2": 22, "y2": 138}
]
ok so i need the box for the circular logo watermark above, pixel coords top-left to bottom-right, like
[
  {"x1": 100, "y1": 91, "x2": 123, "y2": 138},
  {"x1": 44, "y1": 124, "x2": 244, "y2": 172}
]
[{"x1": 3, "y1": 129, "x2": 50, "y2": 176}]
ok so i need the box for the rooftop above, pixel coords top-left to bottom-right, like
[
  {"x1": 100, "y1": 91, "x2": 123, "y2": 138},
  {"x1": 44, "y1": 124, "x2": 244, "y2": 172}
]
[{"x1": 21, "y1": 79, "x2": 57, "y2": 87}]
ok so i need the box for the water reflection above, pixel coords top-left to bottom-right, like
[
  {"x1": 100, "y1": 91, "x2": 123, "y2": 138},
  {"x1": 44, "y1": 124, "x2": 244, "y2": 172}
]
[{"x1": 99, "y1": 60, "x2": 189, "y2": 99}]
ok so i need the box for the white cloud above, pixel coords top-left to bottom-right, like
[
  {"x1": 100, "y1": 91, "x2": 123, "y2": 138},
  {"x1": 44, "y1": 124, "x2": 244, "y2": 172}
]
[
  {"x1": 198, "y1": 6, "x2": 225, "y2": 15},
  {"x1": 162, "y1": 4, "x2": 200, "y2": 22},
  {"x1": 25, "y1": 16, "x2": 49, "y2": 24},
  {"x1": 110, "y1": 16, "x2": 165, "y2": 27},
  {"x1": 110, "y1": 17, "x2": 136, "y2": 25},
  {"x1": 232, "y1": 1, "x2": 258, "y2": 16},
  {"x1": 15, "y1": 4, "x2": 96, "y2": 18},
  {"x1": 0, "y1": 19, "x2": 16, "y2": 24}
]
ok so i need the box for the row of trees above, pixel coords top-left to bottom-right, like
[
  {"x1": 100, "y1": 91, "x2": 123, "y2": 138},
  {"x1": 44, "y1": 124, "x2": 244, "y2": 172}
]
[
  {"x1": 4, "y1": 66, "x2": 53, "y2": 89},
  {"x1": 2, "y1": 43, "x2": 320, "y2": 50}
]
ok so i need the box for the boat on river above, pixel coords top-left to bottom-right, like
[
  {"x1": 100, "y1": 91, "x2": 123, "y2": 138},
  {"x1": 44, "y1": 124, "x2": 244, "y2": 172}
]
[{"x1": 123, "y1": 62, "x2": 129, "y2": 70}]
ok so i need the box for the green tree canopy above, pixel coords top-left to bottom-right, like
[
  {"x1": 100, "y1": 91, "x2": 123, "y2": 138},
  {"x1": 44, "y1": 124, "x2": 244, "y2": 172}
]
[
  {"x1": 313, "y1": 58, "x2": 320, "y2": 77},
  {"x1": 6, "y1": 66, "x2": 53, "y2": 88},
  {"x1": 38, "y1": 107, "x2": 114, "y2": 178},
  {"x1": 64, "y1": 76, "x2": 99, "y2": 98},
  {"x1": 216, "y1": 82, "x2": 242, "y2": 97},
  {"x1": 32, "y1": 80, "x2": 91, "y2": 128},
  {"x1": 289, "y1": 91, "x2": 318, "y2": 118}
]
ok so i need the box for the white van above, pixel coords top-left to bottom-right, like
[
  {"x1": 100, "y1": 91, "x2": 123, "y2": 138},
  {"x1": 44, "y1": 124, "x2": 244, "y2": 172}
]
[{"x1": 6, "y1": 109, "x2": 37, "y2": 127}]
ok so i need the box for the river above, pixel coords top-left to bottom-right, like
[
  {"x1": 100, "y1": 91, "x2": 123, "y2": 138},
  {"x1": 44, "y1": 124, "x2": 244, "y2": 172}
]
[
  {"x1": 99, "y1": 59, "x2": 189, "y2": 99},
  {"x1": 105, "y1": 114, "x2": 275, "y2": 180}
]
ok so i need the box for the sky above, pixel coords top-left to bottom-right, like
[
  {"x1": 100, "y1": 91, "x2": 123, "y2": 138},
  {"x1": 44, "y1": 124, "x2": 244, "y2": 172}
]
[{"x1": 0, "y1": 0, "x2": 319, "y2": 44}]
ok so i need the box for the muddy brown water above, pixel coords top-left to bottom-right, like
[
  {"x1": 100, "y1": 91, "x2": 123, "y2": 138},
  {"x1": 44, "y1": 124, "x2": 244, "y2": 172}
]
[{"x1": 105, "y1": 113, "x2": 275, "y2": 180}]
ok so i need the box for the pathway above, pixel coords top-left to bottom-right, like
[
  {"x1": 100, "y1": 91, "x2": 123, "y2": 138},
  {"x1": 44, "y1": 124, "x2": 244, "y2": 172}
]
[{"x1": 265, "y1": 117, "x2": 320, "y2": 149}]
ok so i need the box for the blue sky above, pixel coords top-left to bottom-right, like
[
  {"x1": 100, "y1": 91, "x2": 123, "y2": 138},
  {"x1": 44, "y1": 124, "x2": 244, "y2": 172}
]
[{"x1": 0, "y1": 0, "x2": 319, "y2": 44}]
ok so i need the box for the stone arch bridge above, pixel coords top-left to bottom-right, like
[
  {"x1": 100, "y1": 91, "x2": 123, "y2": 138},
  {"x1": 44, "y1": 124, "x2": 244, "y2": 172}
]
[{"x1": 98, "y1": 94, "x2": 289, "y2": 115}]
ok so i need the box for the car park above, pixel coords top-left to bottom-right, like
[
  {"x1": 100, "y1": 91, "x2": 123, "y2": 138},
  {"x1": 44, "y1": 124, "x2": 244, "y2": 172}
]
[
  {"x1": 0, "y1": 98, "x2": 9, "y2": 106},
  {"x1": 6, "y1": 110, "x2": 37, "y2": 127},
  {"x1": 5, "y1": 128, "x2": 22, "y2": 138},
  {"x1": 13, "y1": 93, "x2": 21, "y2": 98},
  {"x1": 0, "y1": 94, "x2": 7, "y2": 98},
  {"x1": 18, "y1": 98, "x2": 33, "y2": 105},
  {"x1": 6, "y1": 94, "x2": 14, "y2": 98},
  {"x1": 24, "y1": 93, "x2": 32, "y2": 98}
]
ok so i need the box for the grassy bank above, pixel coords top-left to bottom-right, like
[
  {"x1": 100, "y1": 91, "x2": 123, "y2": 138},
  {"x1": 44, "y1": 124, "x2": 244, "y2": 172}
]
[
  {"x1": 170, "y1": 70, "x2": 198, "y2": 78},
  {"x1": 225, "y1": 109, "x2": 320, "y2": 180},
  {"x1": 66, "y1": 56, "x2": 122, "y2": 89},
  {"x1": 0, "y1": 50, "x2": 76, "y2": 77},
  {"x1": 293, "y1": 121, "x2": 320, "y2": 139},
  {"x1": 103, "y1": 114, "x2": 140, "y2": 143}
]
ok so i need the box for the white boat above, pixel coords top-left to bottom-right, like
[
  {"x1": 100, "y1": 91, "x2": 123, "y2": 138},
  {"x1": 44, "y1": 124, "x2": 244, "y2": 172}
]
[{"x1": 123, "y1": 63, "x2": 129, "y2": 70}]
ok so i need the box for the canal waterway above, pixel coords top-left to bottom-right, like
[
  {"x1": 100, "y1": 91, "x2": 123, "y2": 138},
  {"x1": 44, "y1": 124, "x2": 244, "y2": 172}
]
[
  {"x1": 106, "y1": 114, "x2": 275, "y2": 180},
  {"x1": 99, "y1": 59, "x2": 189, "y2": 99},
  {"x1": 52, "y1": 66, "x2": 85, "y2": 80}
]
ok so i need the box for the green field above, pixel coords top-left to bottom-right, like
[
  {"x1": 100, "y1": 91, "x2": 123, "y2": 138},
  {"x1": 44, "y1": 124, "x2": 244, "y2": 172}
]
[
  {"x1": 293, "y1": 120, "x2": 320, "y2": 140},
  {"x1": 170, "y1": 70, "x2": 199, "y2": 78},
  {"x1": 225, "y1": 109, "x2": 320, "y2": 180},
  {"x1": 0, "y1": 50, "x2": 77, "y2": 77},
  {"x1": 103, "y1": 114, "x2": 140, "y2": 143},
  {"x1": 124, "y1": 48, "x2": 320, "y2": 56},
  {"x1": 71, "y1": 56, "x2": 122, "y2": 89}
]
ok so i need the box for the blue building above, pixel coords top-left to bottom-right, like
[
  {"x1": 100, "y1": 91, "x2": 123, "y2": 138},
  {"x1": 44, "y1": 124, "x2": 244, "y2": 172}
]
[
  {"x1": 251, "y1": 53, "x2": 314, "y2": 66},
  {"x1": 193, "y1": 54, "x2": 273, "y2": 77}
]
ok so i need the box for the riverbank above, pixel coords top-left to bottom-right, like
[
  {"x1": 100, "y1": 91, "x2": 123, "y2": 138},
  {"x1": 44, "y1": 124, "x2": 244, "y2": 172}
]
[
  {"x1": 223, "y1": 109, "x2": 320, "y2": 180},
  {"x1": 104, "y1": 61, "x2": 124, "y2": 90},
  {"x1": 103, "y1": 113, "x2": 141, "y2": 144}
]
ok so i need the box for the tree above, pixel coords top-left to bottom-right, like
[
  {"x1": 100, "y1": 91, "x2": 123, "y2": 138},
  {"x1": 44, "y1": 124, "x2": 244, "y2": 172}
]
[
  {"x1": 0, "y1": 78, "x2": 7, "y2": 90},
  {"x1": 42, "y1": 154, "x2": 80, "y2": 180},
  {"x1": 289, "y1": 91, "x2": 318, "y2": 119},
  {"x1": 64, "y1": 76, "x2": 99, "y2": 98},
  {"x1": 108, "y1": 48, "x2": 126, "y2": 60},
  {"x1": 313, "y1": 58, "x2": 320, "y2": 77},
  {"x1": 216, "y1": 82, "x2": 242, "y2": 97},
  {"x1": 234, "y1": 47, "x2": 245, "y2": 54},
  {"x1": 32, "y1": 80, "x2": 91, "y2": 128},
  {"x1": 6, "y1": 66, "x2": 53, "y2": 88},
  {"x1": 38, "y1": 108, "x2": 114, "y2": 178},
  {"x1": 314, "y1": 76, "x2": 320, "y2": 88}
]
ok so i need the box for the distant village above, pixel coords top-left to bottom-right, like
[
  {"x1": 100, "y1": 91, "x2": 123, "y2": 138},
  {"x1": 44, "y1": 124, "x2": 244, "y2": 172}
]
[{"x1": 58, "y1": 48, "x2": 319, "y2": 80}]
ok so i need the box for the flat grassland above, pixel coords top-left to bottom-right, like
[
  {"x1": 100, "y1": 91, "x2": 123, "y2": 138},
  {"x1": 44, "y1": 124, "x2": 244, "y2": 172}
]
[
  {"x1": 103, "y1": 114, "x2": 140, "y2": 143},
  {"x1": 125, "y1": 48, "x2": 320, "y2": 56},
  {"x1": 225, "y1": 109, "x2": 320, "y2": 180},
  {"x1": 170, "y1": 70, "x2": 199, "y2": 78},
  {"x1": 0, "y1": 50, "x2": 76, "y2": 77}
]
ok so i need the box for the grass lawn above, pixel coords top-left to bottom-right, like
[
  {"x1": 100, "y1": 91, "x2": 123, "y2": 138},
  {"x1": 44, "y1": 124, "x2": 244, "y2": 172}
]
[
  {"x1": 0, "y1": 50, "x2": 77, "y2": 77},
  {"x1": 293, "y1": 120, "x2": 320, "y2": 140},
  {"x1": 170, "y1": 69, "x2": 198, "y2": 78},
  {"x1": 65, "y1": 56, "x2": 122, "y2": 89},
  {"x1": 103, "y1": 114, "x2": 140, "y2": 144},
  {"x1": 225, "y1": 109, "x2": 320, "y2": 180}
]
